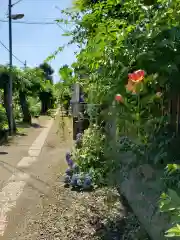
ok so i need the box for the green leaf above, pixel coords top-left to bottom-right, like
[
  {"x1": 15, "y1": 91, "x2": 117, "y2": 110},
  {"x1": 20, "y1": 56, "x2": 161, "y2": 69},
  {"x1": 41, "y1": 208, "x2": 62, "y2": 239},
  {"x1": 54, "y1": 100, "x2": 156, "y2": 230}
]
[{"x1": 165, "y1": 224, "x2": 180, "y2": 237}]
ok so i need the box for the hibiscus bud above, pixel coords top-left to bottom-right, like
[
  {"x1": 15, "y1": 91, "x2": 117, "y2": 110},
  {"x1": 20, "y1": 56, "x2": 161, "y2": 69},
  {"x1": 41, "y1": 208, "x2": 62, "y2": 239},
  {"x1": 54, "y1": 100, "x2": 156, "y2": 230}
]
[{"x1": 115, "y1": 94, "x2": 123, "y2": 103}]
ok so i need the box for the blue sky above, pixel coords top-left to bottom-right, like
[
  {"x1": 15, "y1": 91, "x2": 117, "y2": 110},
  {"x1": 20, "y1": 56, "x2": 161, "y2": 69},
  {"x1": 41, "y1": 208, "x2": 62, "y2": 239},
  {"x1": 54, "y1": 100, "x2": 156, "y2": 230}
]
[{"x1": 0, "y1": 0, "x2": 78, "y2": 82}]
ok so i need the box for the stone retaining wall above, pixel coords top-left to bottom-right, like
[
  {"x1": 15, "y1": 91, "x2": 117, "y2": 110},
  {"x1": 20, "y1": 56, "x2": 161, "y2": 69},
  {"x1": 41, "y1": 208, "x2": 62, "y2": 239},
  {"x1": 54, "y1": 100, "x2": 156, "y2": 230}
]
[{"x1": 116, "y1": 162, "x2": 171, "y2": 240}]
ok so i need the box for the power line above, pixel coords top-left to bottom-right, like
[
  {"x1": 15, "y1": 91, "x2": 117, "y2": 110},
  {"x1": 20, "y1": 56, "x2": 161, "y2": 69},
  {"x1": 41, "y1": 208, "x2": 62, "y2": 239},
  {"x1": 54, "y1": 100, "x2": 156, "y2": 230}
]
[
  {"x1": 22, "y1": 0, "x2": 63, "y2": 1},
  {"x1": 0, "y1": 19, "x2": 56, "y2": 25},
  {"x1": 0, "y1": 40, "x2": 25, "y2": 65},
  {"x1": 12, "y1": 0, "x2": 24, "y2": 7},
  {"x1": 0, "y1": 19, "x2": 68, "y2": 31},
  {"x1": 11, "y1": 0, "x2": 63, "y2": 6},
  {"x1": 12, "y1": 0, "x2": 61, "y2": 4}
]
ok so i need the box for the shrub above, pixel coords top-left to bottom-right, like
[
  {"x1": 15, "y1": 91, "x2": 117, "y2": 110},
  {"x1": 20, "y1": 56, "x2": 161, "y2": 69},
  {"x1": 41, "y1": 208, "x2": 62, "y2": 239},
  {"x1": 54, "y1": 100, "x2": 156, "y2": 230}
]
[
  {"x1": 159, "y1": 188, "x2": 180, "y2": 238},
  {"x1": 0, "y1": 104, "x2": 8, "y2": 130},
  {"x1": 72, "y1": 125, "x2": 107, "y2": 186}
]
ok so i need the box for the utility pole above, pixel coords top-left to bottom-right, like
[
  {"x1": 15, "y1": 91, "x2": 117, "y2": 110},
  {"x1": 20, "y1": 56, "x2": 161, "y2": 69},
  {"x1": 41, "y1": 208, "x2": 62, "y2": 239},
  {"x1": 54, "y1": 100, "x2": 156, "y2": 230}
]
[
  {"x1": 24, "y1": 60, "x2": 27, "y2": 68},
  {"x1": 8, "y1": 0, "x2": 13, "y2": 135},
  {"x1": 8, "y1": 0, "x2": 24, "y2": 135}
]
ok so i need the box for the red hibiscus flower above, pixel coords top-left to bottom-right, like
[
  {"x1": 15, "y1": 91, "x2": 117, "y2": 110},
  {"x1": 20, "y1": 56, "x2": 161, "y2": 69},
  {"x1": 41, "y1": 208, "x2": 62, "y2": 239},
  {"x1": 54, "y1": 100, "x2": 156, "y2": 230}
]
[
  {"x1": 126, "y1": 69, "x2": 145, "y2": 93},
  {"x1": 128, "y1": 70, "x2": 145, "y2": 83}
]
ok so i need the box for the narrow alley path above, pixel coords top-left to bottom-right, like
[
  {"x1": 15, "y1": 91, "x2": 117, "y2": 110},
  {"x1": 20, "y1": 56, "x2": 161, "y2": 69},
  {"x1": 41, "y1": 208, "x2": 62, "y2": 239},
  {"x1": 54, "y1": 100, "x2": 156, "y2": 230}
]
[{"x1": 0, "y1": 113, "x2": 73, "y2": 239}]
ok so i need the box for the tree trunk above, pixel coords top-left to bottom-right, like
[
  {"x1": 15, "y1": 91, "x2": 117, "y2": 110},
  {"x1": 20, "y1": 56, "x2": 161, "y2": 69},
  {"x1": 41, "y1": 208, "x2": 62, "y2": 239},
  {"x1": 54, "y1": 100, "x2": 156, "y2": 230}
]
[
  {"x1": 40, "y1": 92, "x2": 49, "y2": 114},
  {"x1": 3, "y1": 83, "x2": 16, "y2": 133},
  {"x1": 19, "y1": 91, "x2": 31, "y2": 124},
  {"x1": 41, "y1": 101, "x2": 48, "y2": 114}
]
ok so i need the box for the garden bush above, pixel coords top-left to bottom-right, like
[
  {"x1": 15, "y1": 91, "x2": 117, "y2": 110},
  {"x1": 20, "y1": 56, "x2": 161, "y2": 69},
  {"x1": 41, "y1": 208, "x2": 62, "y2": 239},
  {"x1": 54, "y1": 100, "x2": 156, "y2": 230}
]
[{"x1": 72, "y1": 125, "x2": 107, "y2": 186}]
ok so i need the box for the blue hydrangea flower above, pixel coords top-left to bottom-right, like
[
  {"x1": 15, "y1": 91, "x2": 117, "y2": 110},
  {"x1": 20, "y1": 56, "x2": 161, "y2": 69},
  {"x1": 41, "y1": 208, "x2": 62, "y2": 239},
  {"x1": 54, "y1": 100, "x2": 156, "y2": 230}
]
[
  {"x1": 66, "y1": 168, "x2": 73, "y2": 176},
  {"x1": 65, "y1": 152, "x2": 74, "y2": 167},
  {"x1": 82, "y1": 174, "x2": 92, "y2": 189},
  {"x1": 76, "y1": 133, "x2": 82, "y2": 140},
  {"x1": 64, "y1": 175, "x2": 71, "y2": 184},
  {"x1": 79, "y1": 94, "x2": 84, "y2": 103},
  {"x1": 72, "y1": 163, "x2": 79, "y2": 173},
  {"x1": 70, "y1": 174, "x2": 79, "y2": 187},
  {"x1": 77, "y1": 178, "x2": 83, "y2": 187},
  {"x1": 66, "y1": 152, "x2": 71, "y2": 160}
]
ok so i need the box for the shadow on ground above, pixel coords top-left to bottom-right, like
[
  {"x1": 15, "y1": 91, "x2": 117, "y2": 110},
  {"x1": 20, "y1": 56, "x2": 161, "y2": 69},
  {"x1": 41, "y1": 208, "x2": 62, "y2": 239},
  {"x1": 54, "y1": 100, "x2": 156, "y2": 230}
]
[
  {"x1": 92, "y1": 194, "x2": 130, "y2": 240},
  {"x1": 0, "y1": 129, "x2": 28, "y2": 146},
  {"x1": 16, "y1": 122, "x2": 45, "y2": 129},
  {"x1": 0, "y1": 131, "x2": 28, "y2": 146},
  {"x1": 0, "y1": 160, "x2": 51, "y2": 197},
  {"x1": 93, "y1": 216, "x2": 126, "y2": 240},
  {"x1": 91, "y1": 189, "x2": 150, "y2": 240},
  {"x1": 0, "y1": 151, "x2": 8, "y2": 155},
  {"x1": 1, "y1": 121, "x2": 48, "y2": 146}
]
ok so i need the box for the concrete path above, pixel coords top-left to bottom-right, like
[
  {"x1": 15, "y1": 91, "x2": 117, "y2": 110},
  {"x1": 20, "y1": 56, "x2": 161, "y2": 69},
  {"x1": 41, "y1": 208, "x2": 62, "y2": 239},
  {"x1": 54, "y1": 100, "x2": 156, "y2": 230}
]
[
  {"x1": 0, "y1": 113, "x2": 73, "y2": 239},
  {"x1": 0, "y1": 116, "x2": 51, "y2": 191}
]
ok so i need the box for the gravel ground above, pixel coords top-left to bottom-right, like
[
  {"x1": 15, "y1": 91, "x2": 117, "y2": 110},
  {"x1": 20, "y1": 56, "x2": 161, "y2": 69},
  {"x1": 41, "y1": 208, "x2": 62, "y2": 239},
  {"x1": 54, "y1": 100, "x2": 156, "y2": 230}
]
[
  {"x1": 34, "y1": 183, "x2": 125, "y2": 240},
  {"x1": 30, "y1": 174, "x2": 150, "y2": 240}
]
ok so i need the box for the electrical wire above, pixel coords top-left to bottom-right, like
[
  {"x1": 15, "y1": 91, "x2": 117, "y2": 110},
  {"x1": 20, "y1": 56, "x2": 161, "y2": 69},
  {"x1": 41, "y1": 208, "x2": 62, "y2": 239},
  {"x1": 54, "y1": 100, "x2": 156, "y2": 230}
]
[
  {"x1": 12, "y1": 0, "x2": 24, "y2": 7},
  {"x1": 0, "y1": 19, "x2": 68, "y2": 32},
  {"x1": 0, "y1": 19, "x2": 56, "y2": 25},
  {"x1": 0, "y1": 40, "x2": 25, "y2": 65},
  {"x1": 21, "y1": 0, "x2": 63, "y2": 1}
]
